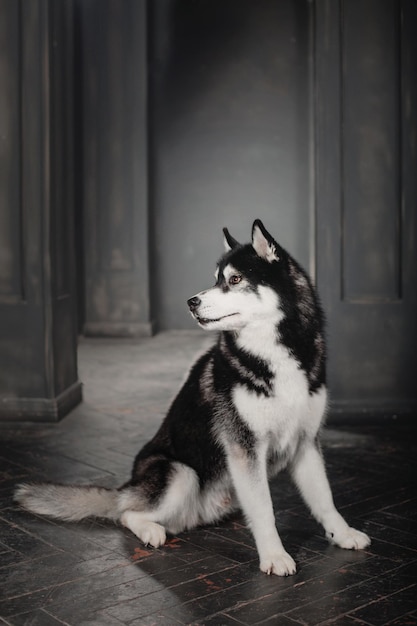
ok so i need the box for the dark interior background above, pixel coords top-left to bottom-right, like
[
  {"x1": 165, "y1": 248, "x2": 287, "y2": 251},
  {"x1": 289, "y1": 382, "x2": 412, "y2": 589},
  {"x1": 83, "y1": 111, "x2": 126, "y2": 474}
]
[{"x1": 0, "y1": 0, "x2": 416, "y2": 420}]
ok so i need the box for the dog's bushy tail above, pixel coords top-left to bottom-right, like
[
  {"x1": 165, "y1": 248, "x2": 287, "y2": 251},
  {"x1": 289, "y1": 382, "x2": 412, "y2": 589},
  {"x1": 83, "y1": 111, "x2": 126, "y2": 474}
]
[{"x1": 14, "y1": 483, "x2": 120, "y2": 522}]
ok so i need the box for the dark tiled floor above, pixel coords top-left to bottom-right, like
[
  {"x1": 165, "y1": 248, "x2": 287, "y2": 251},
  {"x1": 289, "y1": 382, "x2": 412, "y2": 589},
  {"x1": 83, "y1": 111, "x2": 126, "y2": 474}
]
[{"x1": 0, "y1": 331, "x2": 416, "y2": 626}]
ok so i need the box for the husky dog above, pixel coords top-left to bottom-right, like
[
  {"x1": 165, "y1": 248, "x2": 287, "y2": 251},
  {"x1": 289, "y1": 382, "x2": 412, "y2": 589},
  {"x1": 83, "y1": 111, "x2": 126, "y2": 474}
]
[{"x1": 15, "y1": 220, "x2": 370, "y2": 576}]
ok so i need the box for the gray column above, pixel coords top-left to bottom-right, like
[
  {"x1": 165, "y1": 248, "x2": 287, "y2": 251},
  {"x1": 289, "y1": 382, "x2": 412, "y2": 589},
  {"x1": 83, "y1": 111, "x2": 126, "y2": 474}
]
[
  {"x1": 80, "y1": 0, "x2": 152, "y2": 337},
  {"x1": 0, "y1": 0, "x2": 81, "y2": 421}
]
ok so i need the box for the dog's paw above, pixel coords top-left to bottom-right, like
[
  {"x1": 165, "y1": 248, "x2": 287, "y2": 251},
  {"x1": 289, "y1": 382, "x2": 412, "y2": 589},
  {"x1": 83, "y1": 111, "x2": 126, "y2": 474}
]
[
  {"x1": 138, "y1": 521, "x2": 167, "y2": 548},
  {"x1": 260, "y1": 551, "x2": 297, "y2": 576},
  {"x1": 327, "y1": 526, "x2": 371, "y2": 550},
  {"x1": 121, "y1": 512, "x2": 167, "y2": 548}
]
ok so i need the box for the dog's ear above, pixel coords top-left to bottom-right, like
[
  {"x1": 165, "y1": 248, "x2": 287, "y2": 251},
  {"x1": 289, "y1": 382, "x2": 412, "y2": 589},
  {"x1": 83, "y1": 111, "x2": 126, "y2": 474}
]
[
  {"x1": 252, "y1": 220, "x2": 280, "y2": 262},
  {"x1": 223, "y1": 228, "x2": 240, "y2": 252}
]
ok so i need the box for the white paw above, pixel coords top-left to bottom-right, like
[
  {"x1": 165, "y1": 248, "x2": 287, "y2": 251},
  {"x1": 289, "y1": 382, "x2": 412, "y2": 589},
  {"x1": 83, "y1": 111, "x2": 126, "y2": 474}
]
[
  {"x1": 121, "y1": 511, "x2": 167, "y2": 548},
  {"x1": 327, "y1": 526, "x2": 371, "y2": 550},
  {"x1": 138, "y1": 521, "x2": 167, "y2": 548},
  {"x1": 260, "y1": 551, "x2": 297, "y2": 577}
]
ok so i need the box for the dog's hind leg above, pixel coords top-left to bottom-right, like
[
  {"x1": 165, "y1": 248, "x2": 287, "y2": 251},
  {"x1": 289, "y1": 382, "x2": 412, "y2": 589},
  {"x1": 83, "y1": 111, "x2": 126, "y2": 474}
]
[
  {"x1": 290, "y1": 441, "x2": 371, "y2": 550},
  {"x1": 118, "y1": 461, "x2": 200, "y2": 547},
  {"x1": 120, "y1": 511, "x2": 167, "y2": 547}
]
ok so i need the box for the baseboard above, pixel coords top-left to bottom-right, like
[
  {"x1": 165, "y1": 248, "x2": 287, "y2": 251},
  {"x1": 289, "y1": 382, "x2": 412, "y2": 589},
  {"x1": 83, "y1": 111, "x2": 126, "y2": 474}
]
[
  {"x1": 83, "y1": 321, "x2": 154, "y2": 338},
  {"x1": 0, "y1": 381, "x2": 83, "y2": 423},
  {"x1": 326, "y1": 398, "x2": 417, "y2": 425}
]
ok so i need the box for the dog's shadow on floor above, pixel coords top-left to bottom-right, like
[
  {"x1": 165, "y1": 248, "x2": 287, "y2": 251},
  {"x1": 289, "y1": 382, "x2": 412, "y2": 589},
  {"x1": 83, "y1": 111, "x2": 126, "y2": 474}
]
[{"x1": 113, "y1": 516, "x2": 372, "y2": 624}]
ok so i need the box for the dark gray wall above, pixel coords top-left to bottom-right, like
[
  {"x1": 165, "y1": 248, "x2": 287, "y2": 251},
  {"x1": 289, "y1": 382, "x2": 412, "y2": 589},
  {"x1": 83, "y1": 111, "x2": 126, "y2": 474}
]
[{"x1": 149, "y1": 0, "x2": 313, "y2": 329}]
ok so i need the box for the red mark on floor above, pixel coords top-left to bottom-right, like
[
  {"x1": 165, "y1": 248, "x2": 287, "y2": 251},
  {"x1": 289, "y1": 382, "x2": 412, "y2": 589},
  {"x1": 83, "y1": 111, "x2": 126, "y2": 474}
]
[
  {"x1": 131, "y1": 546, "x2": 153, "y2": 561},
  {"x1": 197, "y1": 575, "x2": 222, "y2": 592}
]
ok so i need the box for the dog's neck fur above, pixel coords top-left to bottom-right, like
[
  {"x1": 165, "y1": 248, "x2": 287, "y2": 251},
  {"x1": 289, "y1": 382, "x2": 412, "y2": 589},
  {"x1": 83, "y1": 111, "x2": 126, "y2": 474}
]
[{"x1": 232, "y1": 321, "x2": 281, "y2": 364}]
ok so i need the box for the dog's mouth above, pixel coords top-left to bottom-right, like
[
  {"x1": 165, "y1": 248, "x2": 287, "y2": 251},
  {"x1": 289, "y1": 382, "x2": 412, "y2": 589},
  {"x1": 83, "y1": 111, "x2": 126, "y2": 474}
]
[{"x1": 195, "y1": 312, "x2": 239, "y2": 326}]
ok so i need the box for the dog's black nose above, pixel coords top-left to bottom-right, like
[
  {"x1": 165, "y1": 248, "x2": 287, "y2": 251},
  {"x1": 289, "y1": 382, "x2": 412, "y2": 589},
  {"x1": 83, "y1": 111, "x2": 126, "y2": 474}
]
[{"x1": 187, "y1": 296, "x2": 201, "y2": 310}]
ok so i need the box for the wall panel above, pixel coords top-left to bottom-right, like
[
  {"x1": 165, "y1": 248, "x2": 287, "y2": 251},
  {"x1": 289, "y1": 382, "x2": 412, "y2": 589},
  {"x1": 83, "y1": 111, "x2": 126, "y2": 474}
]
[
  {"x1": 315, "y1": 0, "x2": 417, "y2": 415},
  {"x1": 0, "y1": 0, "x2": 23, "y2": 302},
  {"x1": 341, "y1": 0, "x2": 401, "y2": 302}
]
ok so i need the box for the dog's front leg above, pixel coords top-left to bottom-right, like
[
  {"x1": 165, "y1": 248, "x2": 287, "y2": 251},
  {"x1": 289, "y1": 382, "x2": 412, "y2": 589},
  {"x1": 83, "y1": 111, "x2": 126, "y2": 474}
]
[
  {"x1": 290, "y1": 441, "x2": 371, "y2": 550},
  {"x1": 227, "y1": 442, "x2": 296, "y2": 576}
]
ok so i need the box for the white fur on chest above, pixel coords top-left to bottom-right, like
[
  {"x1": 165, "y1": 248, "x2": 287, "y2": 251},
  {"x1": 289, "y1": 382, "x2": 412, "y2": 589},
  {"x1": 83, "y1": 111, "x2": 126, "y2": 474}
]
[{"x1": 233, "y1": 325, "x2": 327, "y2": 451}]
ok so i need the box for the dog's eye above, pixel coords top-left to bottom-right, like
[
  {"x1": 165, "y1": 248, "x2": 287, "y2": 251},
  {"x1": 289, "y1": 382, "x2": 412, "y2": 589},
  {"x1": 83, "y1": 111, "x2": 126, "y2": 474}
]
[{"x1": 229, "y1": 274, "x2": 242, "y2": 285}]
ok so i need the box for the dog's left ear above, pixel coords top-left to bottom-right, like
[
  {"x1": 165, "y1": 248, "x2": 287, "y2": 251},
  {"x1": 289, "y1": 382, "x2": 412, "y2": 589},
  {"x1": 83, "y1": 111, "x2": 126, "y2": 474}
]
[
  {"x1": 223, "y1": 228, "x2": 240, "y2": 252},
  {"x1": 252, "y1": 220, "x2": 280, "y2": 262}
]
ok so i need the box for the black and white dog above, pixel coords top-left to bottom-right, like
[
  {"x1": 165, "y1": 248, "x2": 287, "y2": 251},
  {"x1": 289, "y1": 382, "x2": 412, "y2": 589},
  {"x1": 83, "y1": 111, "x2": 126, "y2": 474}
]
[{"x1": 15, "y1": 220, "x2": 370, "y2": 576}]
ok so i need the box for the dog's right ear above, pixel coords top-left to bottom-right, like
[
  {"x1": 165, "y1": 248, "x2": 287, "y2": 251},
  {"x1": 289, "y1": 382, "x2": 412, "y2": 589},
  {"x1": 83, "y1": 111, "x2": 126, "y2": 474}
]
[
  {"x1": 252, "y1": 219, "x2": 280, "y2": 262},
  {"x1": 223, "y1": 228, "x2": 240, "y2": 252}
]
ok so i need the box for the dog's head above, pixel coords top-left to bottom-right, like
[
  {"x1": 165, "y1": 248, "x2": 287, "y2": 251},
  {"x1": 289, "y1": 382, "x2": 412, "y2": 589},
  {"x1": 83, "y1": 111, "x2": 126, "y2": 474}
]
[{"x1": 187, "y1": 219, "x2": 312, "y2": 332}]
